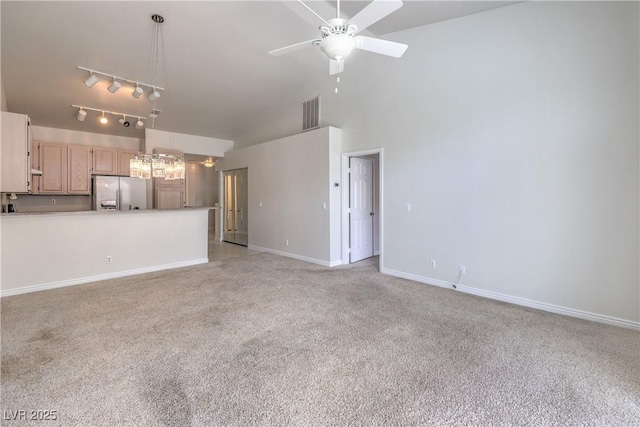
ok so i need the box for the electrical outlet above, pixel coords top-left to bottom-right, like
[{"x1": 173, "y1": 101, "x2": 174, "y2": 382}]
[
  {"x1": 431, "y1": 259, "x2": 437, "y2": 268},
  {"x1": 285, "y1": 239, "x2": 289, "y2": 246},
  {"x1": 106, "y1": 256, "x2": 113, "y2": 264},
  {"x1": 51, "y1": 199, "x2": 56, "y2": 205},
  {"x1": 460, "y1": 265, "x2": 466, "y2": 275}
]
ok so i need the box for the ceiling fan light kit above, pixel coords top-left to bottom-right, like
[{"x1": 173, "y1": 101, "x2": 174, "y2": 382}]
[{"x1": 270, "y1": 0, "x2": 408, "y2": 75}]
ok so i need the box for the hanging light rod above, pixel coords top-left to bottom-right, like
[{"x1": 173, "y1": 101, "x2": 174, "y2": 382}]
[{"x1": 78, "y1": 66, "x2": 165, "y2": 93}]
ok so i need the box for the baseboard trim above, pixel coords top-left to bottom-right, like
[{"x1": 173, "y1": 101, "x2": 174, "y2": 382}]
[
  {"x1": 380, "y1": 267, "x2": 639, "y2": 330},
  {"x1": 248, "y1": 245, "x2": 339, "y2": 267},
  {"x1": 0, "y1": 258, "x2": 210, "y2": 298}
]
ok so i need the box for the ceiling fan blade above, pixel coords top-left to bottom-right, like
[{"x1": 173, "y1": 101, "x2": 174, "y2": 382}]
[
  {"x1": 282, "y1": 0, "x2": 333, "y2": 28},
  {"x1": 329, "y1": 59, "x2": 344, "y2": 75},
  {"x1": 269, "y1": 39, "x2": 320, "y2": 56},
  {"x1": 347, "y1": 0, "x2": 403, "y2": 34},
  {"x1": 355, "y1": 36, "x2": 408, "y2": 58}
]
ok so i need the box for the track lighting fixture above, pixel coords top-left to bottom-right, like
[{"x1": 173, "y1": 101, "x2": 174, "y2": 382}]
[
  {"x1": 107, "y1": 78, "x2": 121, "y2": 93},
  {"x1": 118, "y1": 116, "x2": 130, "y2": 127},
  {"x1": 148, "y1": 88, "x2": 161, "y2": 102},
  {"x1": 78, "y1": 66, "x2": 164, "y2": 101},
  {"x1": 132, "y1": 85, "x2": 144, "y2": 99},
  {"x1": 72, "y1": 105, "x2": 145, "y2": 130},
  {"x1": 84, "y1": 72, "x2": 99, "y2": 88}
]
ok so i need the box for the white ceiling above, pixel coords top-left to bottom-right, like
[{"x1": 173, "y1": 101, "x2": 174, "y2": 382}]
[{"x1": 1, "y1": 1, "x2": 517, "y2": 141}]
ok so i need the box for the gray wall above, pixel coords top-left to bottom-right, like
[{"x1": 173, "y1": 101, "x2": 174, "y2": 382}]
[
  {"x1": 234, "y1": 2, "x2": 640, "y2": 325},
  {"x1": 220, "y1": 127, "x2": 342, "y2": 266}
]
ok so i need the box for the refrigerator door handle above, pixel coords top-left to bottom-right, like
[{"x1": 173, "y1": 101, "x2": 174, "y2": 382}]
[{"x1": 117, "y1": 189, "x2": 121, "y2": 210}]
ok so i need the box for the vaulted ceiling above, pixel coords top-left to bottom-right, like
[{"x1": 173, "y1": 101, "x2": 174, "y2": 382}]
[{"x1": 1, "y1": 1, "x2": 516, "y2": 141}]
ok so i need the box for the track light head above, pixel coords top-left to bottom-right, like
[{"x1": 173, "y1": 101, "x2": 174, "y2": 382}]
[
  {"x1": 107, "y1": 78, "x2": 121, "y2": 93},
  {"x1": 135, "y1": 119, "x2": 144, "y2": 130},
  {"x1": 76, "y1": 108, "x2": 87, "y2": 122},
  {"x1": 118, "y1": 116, "x2": 131, "y2": 127},
  {"x1": 132, "y1": 85, "x2": 144, "y2": 99},
  {"x1": 148, "y1": 88, "x2": 161, "y2": 102},
  {"x1": 99, "y1": 112, "x2": 108, "y2": 125},
  {"x1": 84, "y1": 72, "x2": 99, "y2": 88}
]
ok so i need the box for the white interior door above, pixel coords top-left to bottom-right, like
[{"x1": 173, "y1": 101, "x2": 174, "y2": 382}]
[{"x1": 349, "y1": 157, "x2": 374, "y2": 263}]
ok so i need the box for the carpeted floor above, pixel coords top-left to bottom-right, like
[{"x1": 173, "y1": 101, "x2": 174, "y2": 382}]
[{"x1": 1, "y1": 248, "x2": 639, "y2": 426}]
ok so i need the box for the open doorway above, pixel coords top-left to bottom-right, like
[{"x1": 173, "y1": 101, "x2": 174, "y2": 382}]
[{"x1": 342, "y1": 149, "x2": 382, "y2": 268}]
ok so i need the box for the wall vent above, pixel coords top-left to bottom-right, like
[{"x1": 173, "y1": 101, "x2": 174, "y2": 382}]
[{"x1": 302, "y1": 96, "x2": 320, "y2": 132}]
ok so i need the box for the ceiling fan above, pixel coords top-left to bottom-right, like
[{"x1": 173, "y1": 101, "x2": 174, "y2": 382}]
[{"x1": 270, "y1": 0, "x2": 408, "y2": 75}]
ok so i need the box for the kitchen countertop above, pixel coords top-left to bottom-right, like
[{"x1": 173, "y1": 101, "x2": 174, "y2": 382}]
[{"x1": 1, "y1": 206, "x2": 219, "y2": 217}]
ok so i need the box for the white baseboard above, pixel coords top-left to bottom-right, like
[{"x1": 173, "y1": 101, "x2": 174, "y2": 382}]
[
  {"x1": 248, "y1": 245, "x2": 340, "y2": 267},
  {"x1": 0, "y1": 258, "x2": 210, "y2": 298},
  {"x1": 381, "y1": 267, "x2": 639, "y2": 331}
]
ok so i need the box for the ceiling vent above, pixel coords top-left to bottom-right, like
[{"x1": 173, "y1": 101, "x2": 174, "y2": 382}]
[{"x1": 302, "y1": 96, "x2": 320, "y2": 132}]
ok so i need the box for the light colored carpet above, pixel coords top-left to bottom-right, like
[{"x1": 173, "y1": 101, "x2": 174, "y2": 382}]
[{"x1": 1, "y1": 249, "x2": 639, "y2": 426}]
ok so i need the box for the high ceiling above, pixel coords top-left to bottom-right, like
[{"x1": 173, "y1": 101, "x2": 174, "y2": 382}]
[{"x1": 1, "y1": 1, "x2": 517, "y2": 141}]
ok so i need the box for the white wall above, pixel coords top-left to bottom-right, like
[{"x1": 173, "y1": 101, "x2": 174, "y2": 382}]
[
  {"x1": 145, "y1": 128, "x2": 233, "y2": 157},
  {"x1": 220, "y1": 126, "x2": 342, "y2": 266},
  {"x1": 0, "y1": 209, "x2": 209, "y2": 295},
  {"x1": 234, "y1": 2, "x2": 640, "y2": 327},
  {"x1": 32, "y1": 126, "x2": 140, "y2": 150}
]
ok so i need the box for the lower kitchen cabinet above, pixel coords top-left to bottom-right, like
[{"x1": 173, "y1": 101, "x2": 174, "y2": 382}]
[{"x1": 155, "y1": 186, "x2": 184, "y2": 209}]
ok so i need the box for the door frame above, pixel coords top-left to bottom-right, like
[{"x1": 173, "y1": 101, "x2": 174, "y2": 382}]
[{"x1": 341, "y1": 148, "x2": 383, "y2": 269}]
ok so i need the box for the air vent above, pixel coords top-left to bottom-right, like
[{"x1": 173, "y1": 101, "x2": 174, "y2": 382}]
[{"x1": 302, "y1": 96, "x2": 320, "y2": 132}]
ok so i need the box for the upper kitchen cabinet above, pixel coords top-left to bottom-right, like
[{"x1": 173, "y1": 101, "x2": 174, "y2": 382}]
[
  {"x1": 117, "y1": 150, "x2": 138, "y2": 176},
  {"x1": 93, "y1": 147, "x2": 139, "y2": 176},
  {"x1": 37, "y1": 141, "x2": 67, "y2": 193},
  {"x1": 93, "y1": 147, "x2": 117, "y2": 175},
  {"x1": 1, "y1": 112, "x2": 31, "y2": 193},
  {"x1": 67, "y1": 145, "x2": 91, "y2": 194}
]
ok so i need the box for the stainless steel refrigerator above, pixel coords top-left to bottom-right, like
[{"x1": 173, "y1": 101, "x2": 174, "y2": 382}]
[{"x1": 93, "y1": 176, "x2": 147, "y2": 211}]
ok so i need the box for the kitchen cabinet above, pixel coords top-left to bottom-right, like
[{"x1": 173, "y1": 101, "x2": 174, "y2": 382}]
[
  {"x1": 154, "y1": 186, "x2": 184, "y2": 210},
  {"x1": 67, "y1": 145, "x2": 91, "y2": 194},
  {"x1": 1, "y1": 112, "x2": 31, "y2": 193},
  {"x1": 37, "y1": 142, "x2": 67, "y2": 193},
  {"x1": 92, "y1": 147, "x2": 117, "y2": 175},
  {"x1": 153, "y1": 148, "x2": 185, "y2": 209},
  {"x1": 117, "y1": 150, "x2": 138, "y2": 176}
]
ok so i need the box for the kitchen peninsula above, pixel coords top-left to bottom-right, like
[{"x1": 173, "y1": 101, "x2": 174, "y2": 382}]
[{"x1": 0, "y1": 208, "x2": 211, "y2": 296}]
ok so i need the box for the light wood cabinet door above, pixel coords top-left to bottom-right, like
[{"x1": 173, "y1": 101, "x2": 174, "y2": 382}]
[
  {"x1": 117, "y1": 150, "x2": 137, "y2": 176},
  {"x1": 155, "y1": 186, "x2": 184, "y2": 209},
  {"x1": 39, "y1": 142, "x2": 67, "y2": 193},
  {"x1": 93, "y1": 147, "x2": 117, "y2": 175},
  {"x1": 1, "y1": 112, "x2": 30, "y2": 193},
  {"x1": 68, "y1": 145, "x2": 91, "y2": 194}
]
